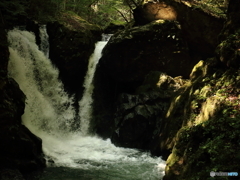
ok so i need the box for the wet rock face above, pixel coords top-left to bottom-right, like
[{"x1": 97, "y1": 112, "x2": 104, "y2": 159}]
[
  {"x1": 47, "y1": 18, "x2": 102, "y2": 96},
  {"x1": 111, "y1": 72, "x2": 184, "y2": 150},
  {"x1": 0, "y1": 79, "x2": 46, "y2": 173}
]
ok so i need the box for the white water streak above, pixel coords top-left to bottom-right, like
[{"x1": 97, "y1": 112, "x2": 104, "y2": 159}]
[{"x1": 79, "y1": 41, "x2": 107, "y2": 135}]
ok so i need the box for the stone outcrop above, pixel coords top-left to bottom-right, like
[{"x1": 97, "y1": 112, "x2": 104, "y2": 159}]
[{"x1": 47, "y1": 12, "x2": 102, "y2": 97}]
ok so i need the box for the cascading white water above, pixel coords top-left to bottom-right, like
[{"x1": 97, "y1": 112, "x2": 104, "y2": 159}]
[
  {"x1": 7, "y1": 28, "x2": 165, "y2": 180},
  {"x1": 8, "y1": 29, "x2": 75, "y2": 136},
  {"x1": 79, "y1": 41, "x2": 107, "y2": 135}
]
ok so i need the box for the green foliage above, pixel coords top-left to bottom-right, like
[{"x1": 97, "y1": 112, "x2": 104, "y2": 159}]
[
  {"x1": 191, "y1": 0, "x2": 228, "y2": 18},
  {"x1": 175, "y1": 111, "x2": 240, "y2": 179},
  {"x1": 0, "y1": 0, "x2": 60, "y2": 24},
  {"x1": 52, "y1": 0, "x2": 131, "y2": 26},
  {"x1": 0, "y1": 0, "x2": 230, "y2": 27},
  {"x1": 0, "y1": 0, "x2": 26, "y2": 15},
  {"x1": 0, "y1": 0, "x2": 27, "y2": 22}
]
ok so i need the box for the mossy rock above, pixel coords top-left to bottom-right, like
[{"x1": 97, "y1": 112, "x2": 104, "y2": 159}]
[{"x1": 164, "y1": 62, "x2": 240, "y2": 180}]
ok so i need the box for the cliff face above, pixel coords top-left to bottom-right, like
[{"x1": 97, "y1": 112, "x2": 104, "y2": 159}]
[{"x1": 0, "y1": 21, "x2": 46, "y2": 178}]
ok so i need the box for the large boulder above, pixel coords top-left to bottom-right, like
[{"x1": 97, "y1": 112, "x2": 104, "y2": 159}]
[
  {"x1": 100, "y1": 20, "x2": 193, "y2": 86},
  {"x1": 93, "y1": 20, "x2": 194, "y2": 138},
  {"x1": 111, "y1": 71, "x2": 184, "y2": 150},
  {"x1": 134, "y1": 1, "x2": 225, "y2": 58},
  {"x1": 133, "y1": 1, "x2": 177, "y2": 25}
]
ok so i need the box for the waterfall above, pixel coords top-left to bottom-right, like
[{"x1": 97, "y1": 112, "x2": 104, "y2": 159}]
[
  {"x1": 7, "y1": 28, "x2": 165, "y2": 179},
  {"x1": 8, "y1": 28, "x2": 75, "y2": 136},
  {"x1": 101, "y1": 33, "x2": 113, "y2": 41},
  {"x1": 79, "y1": 41, "x2": 107, "y2": 135}
]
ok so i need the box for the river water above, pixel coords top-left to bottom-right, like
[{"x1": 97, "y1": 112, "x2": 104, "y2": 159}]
[{"x1": 7, "y1": 28, "x2": 165, "y2": 180}]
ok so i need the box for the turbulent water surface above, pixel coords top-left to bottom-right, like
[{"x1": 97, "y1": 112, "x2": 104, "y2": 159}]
[{"x1": 7, "y1": 28, "x2": 165, "y2": 180}]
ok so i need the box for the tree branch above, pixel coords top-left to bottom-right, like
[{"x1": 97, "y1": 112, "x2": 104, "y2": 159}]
[{"x1": 114, "y1": 7, "x2": 129, "y2": 23}]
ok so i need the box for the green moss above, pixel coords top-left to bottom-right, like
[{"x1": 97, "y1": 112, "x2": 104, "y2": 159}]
[
  {"x1": 57, "y1": 11, "x2": 101, "y2": 32},
  {"x1": 216, "y1": 30, "x2": 240, "y2": 67},
  {"x1": 165, "y1": 59, "x2": 240, "y2": 179}
]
